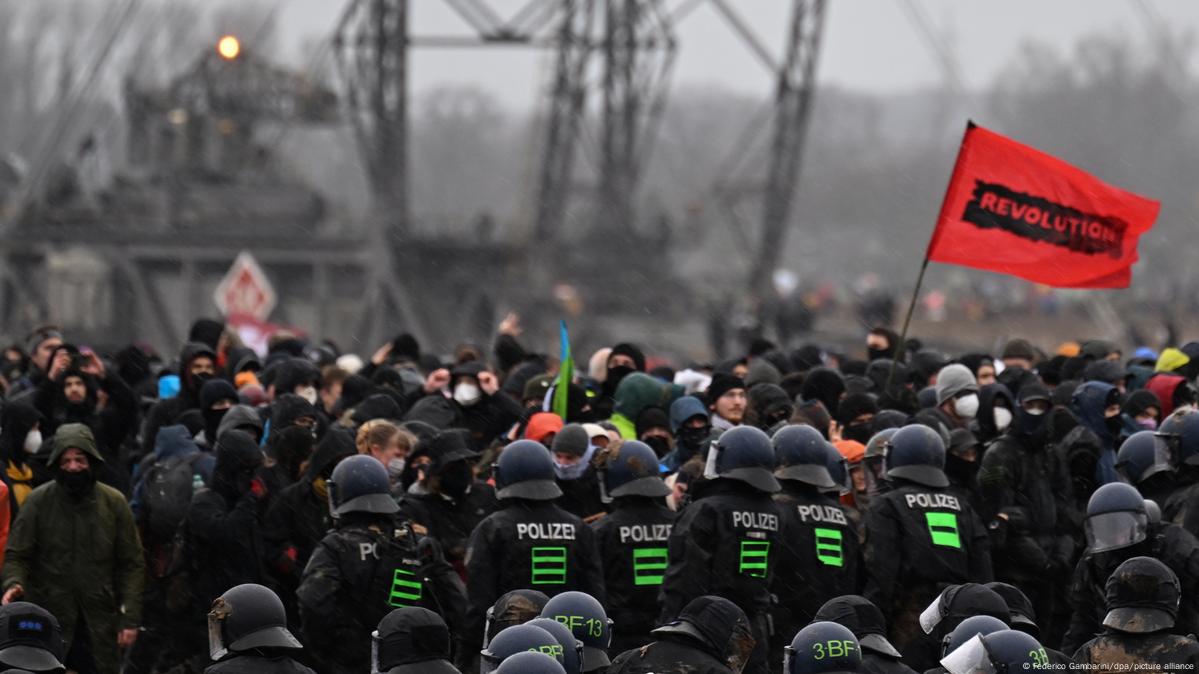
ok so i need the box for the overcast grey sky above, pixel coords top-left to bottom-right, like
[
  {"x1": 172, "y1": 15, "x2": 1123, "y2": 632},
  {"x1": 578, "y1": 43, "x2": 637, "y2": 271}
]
[{"x1": 272, "y1": 1, "x2": 1199, "y2": 108}]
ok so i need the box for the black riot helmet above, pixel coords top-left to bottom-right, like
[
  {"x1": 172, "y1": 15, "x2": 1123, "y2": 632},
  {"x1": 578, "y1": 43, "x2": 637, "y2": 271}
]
[
  {"x1": 1085, "y1": 482, "x2": 1148, "y2": 553},
  {"x1": 918, "y1": 583, "x2": 1010, "y2": 639},
  {"x1": 541, "y1": 592, "x2": 612, "y2": 672},
  {"x1": 208, "y1": 584, "x2": 302, "y2": 661},
  {"x1": 1115, "y1": 430, "x2": 1176, "y2": 485},
  {"x1": 1102, "y1": 556, "x2": 1181, "y2": 634},
  {"x1": 812, "y1": 595, "x2": 901, "y2": 660},
  {"x1": 596, "y1": 440, "x2": 670, "y2": 502},
  {"x1": 1145, "y1": 499, "x2": 1163, "y2": 525},
  {"x1": 824, "y1": 443, "x2": 851, "y2": 496},
  {"x1": 772, "y1": 424, "x2": 836, "y2": 489},
  {"x1": 329, "y1": 454, "x2": 399, "y2": 516},
  {"x1": 784, "y1": 621, "x2": 862, "y2": 674},
  {"x1": 479, "y1": 624, "x2": 564, "y2": 674},
  {"x1": 0, "y1": 602, "x2": 65, "y2": 673},
  {"x1": 483, "y1": 590, "x2": 550, "y2": 649},
  {"x1": 940, "y1": 629, "x2": 1048, "y2": 674},
  {"x1": 984, "y1": 582, "x2": 1039, "y2": 636},
  {"x1": 494, "y1": 440, "x2": 563, "y2": 500},
  {"x1": 704, "y1": 426, "x2": 780, "y2": 493},
  {"x1": 1158, "y1": 410, "x2": 1199, "y2": 466},
  {"x1": 884, "y1": 425, "x2": 948, "y2": 488},
  {"x1": 526, "y1": 618, "x2": 584, "y2": 674},
  {"x1": 651, "y1": 596, "x2": 755, "y2": 674},
  {"x1": 941, "y1": 615, "x2": 1007, "y2": 658},
  {"x1": 370, "y1": 607, "x2": 456, "y2": 674},
  {"x1": 495, "y1": 651, "x2": 567, "y2": 674}
]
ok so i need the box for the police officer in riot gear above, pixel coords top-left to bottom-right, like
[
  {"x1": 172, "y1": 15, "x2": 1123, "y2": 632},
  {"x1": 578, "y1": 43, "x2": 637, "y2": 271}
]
[
  {"x1": 1115, "y1": 430, "x2": 1177, "y2": 505},
  {"x1": 479, "y1": 624, "x2": 566, "y2": 674},
  {"x1": 205, "y1": 584, "x2": 315, "y2": 673},
  {"x1": 935, "y1": 615, "x2": 1008, "y2": 672},
  {"x1": 465, "y1": 440, "x2": 604, "y2": 668},
  {"x1": 659, "y1": 426, "x2": 783, "y2": 674},
  {"x1": 483, "y1": 589, "x2": 550, "y2": 648},
  {"x1": 371, "y1": 608, "x2": 461, "y2": 674},
  {"x1": 938, "y1": 629, "x2": 1048, "y2": 674},
  {"x1": 0, "y1": 602, "x2": 65, "y2": 674},
  {"x1": 914, "y1": 583, "x2": 1010, "y2": 671},
  {"x1": 591, "y1": 440, "x2": 677, "y2": 654},
  {"x1": 784, "y1": 621, "x2": 862, "y2": 674},
  {"x1": 1073, "y1": 556, "x2": 1199, "y2": 667},
  {"x1": 541, "y1": 591, "x2": 612, "y2": 672},
  {"x1": 1063, "y1": 482, "x2": 1199, "y2": 653},
  {"x1": 296, "y1": 455, "x2": 466, "y2": 674},
  {"x1": 813, "y1": 595, "x2": 914, "y2": 674},
  {"x1": 862, "y1": 425, "x2": 992, "y2": 670},
  {"x1": 608, "y1": 595, "x2": 756, "y2": 674},
  {"x1": 771, "y1": 425, "x2": 862, "y2": 664},
  {"x1": 1160, "y1": 411, "x2": 1199, "y2": 536}
]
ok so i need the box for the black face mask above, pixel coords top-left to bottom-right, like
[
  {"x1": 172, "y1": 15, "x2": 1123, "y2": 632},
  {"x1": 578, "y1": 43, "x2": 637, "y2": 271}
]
[
  {"x1": 438, "y1": 461, "x2": 473, "y2": 499},
  {"x1": 643, "y1": 436, "x2": 672, "y2": 459},
  {"x1": 1105, "y1": 415, "x2": 1123, "y2": 435},
  {"x1": 272, "y1": 426, "x2": 315, "y2": 476},
  {"x1": 603, "y1": 366, "x2": 635, "y2": 397},
  {"x1": 867, "y1": 346, "x2": 891, "y2": 362},
  {"x1": 1015, "y1": 409, "x2": 1049, "y2": 448},
  {"x1": 57, "y1": 469, "x2": 94, "y2": 499},
  {"x1": 843, "y1": 422, "x2": 873, "y2": 445},
  {"x1": 678, "y1": 425, "x2": 710, "y2": 451},
  {"x1": 945, "y1": 453, "x2": 978, "y2": 485},
  {"x1": 204, "y1": 407, "x2": 229, "y2": 442}
]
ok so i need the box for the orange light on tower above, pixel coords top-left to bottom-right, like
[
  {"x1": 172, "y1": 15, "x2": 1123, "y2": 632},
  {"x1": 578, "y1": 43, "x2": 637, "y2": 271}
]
[{"x1": 217, "y1": 35, "x2": 241, "y2": 60}]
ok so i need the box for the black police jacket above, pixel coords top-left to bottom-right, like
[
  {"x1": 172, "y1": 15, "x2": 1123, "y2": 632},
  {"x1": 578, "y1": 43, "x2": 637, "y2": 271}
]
[
  {"x1": 658, "y1": 480, "x2": 782, "y2": 622},
  {"x1": 1074, "y1": 630, "x2": 1199, "y2": 669},
  {"x1": 607, "y1": 636, "x2": 732, "y2": 674},
  {"x1": 296, "y1": 514, "x2": 467, "y2": 674},
  {"x1": 1063, "y1": 522, "x2": 1199, "y2": 654},
  {"x1": 205, "y1": 653, "x2": 316, "y2": 673},
  {"x1": 862, "y1": 481, "x2": 993, "y2": 619},
  {"x1": 400, "y1": 481, "x2": 497, "y2": 575},
  {"x1": 773, "y1": 483, "x2": 863, "y2": 627},
  {"x1": 591, "y1": 496, "x2": 677, "y2": 637},
  {"x1": 464, "y1": 498, "x2": 605, "y2": 644}
]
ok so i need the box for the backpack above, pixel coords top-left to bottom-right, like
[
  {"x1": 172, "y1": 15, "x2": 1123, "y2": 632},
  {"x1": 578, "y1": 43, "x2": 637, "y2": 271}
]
[{"x1": 142, "y1": 451, "x2": 204, "y2": 541}]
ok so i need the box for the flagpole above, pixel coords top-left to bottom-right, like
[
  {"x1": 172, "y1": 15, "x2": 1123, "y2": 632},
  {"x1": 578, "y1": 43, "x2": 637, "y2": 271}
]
[{"x1": 885, "y1": 255, "x2": 930, "y2": 391}]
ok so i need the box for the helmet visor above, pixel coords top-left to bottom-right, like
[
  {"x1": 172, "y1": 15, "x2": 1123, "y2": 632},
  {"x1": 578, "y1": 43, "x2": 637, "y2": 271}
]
[
  {"x1": 478, "y1": 651, "x2": 501, "y2": 674},
  {"x1": 1085, "y1": 511, "x2": 1148, "y2": 553},
  {"x1": 370, "y1": 630, "x2": 381, "y2": 674},
  {"x1": 725, "y1": 618, "x2": 756, "y2": 674},
  {"x1": 1151, "y1": 433, "x2": 1179, "y2": 476},
  {"x1": 940, "y1": 634, "x2": 996, "y2": 674}
]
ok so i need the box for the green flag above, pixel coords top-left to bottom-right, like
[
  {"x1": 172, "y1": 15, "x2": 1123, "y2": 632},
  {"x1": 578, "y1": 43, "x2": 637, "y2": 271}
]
[{"x1": 553, "y1": 320, "x2": 573, "y2": 420}]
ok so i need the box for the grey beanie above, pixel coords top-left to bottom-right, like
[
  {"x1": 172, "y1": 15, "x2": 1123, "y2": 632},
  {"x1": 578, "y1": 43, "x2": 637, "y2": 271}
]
[
  {"x1": 935, "y1": 364, "x2": 979, "y2": 406},
  {"x1": 551, "y1": 423, "x2": 590, "y2": 458}
]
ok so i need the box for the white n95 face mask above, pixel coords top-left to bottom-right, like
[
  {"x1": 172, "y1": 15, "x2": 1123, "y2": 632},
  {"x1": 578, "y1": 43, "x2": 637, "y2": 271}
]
[{"x1": 954, "y1": 394, "x2": 980, "y2": 419}]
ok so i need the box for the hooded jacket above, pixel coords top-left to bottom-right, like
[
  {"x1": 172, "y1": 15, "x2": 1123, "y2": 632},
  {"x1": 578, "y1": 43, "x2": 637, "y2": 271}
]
[
  {"x1": 801, "y1": 368, "x2": 846, "y2": 418},
  {"x1": 129, "y1": 424, "x2": 213, "y2": 521},
  {"x1": 141, "y1": 342, "x2": 218, "y2": 457},
  {"x1": 1146, "y1": 374, "x2": 1189, "y2": 418},
  {"x1": 217, "y1": 404, "x2": 266, "y2": 442},
  {"x1": 611, "y1": 373, "x2": 684, "y2": 440},
  {"x1": 2, "y1": 423, "x2": 145, "y2": 674},
  {"x1": 0, "y1": 401, "x2": 45, "y2": 515},
  {"x1": 972, "y1": 383, "x2": 1014, "y2": 446},
  {"x1": 1067, "y1": 381, "x2": 1121, "y2": 488}
]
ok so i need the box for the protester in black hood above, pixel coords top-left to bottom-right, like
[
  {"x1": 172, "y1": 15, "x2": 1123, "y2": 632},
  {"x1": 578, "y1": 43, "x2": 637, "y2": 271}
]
[
  {"x1": 1122, "y1": 389, "x2": 1162, "y2": 434},
  {"x1": 0, "y1": 401, "x2": 46, "y2": 515},
  {"x1": 270, "y1": 358, "x2": 322, "y2": 407},
  {"x1": 258, "y1": 394, "x2": 318, "y2": 503},
  {"x1": 181, "y1": 429, "x2": 267, "y2": 663},
  {"x1": 198, "y1": 379, "x2": 239, "y2": 449},
  {"x1": 636, "y1": 406, "x2": 674, "y2": 459},
  {"x1": 141, "y1": 342, "x2": 218, "y2": 457},
  {"x1": 595, "y1": 342, "x2": 647, "y2": 420},
  {"x1": 745, "y1": 383, "x2": 794, "y2": 433},
  {"x1": 217, "y1": 404, "x2": 266, "y2": 444},
  {"x1": 801, "y1": 368, "x2": 846, "y2": 419},
  {"x1": 187, "y1": 318, "x2": 225, "y2": 352},
  {"x1": 866, "y1": 327, "x2": 902, "y2": 363},
  {"x1": 399, "y1": 429, "x2": 496, "y2": 579},
  {"x1": 837, "y1": 392, "x2": 879, "y2": 445},
  {"x1": 972, "y1": 383, "x2": 1015, "y2": 446},
  {"x1": 263, "y1": 426, "x2": 356, "y2": 628}
]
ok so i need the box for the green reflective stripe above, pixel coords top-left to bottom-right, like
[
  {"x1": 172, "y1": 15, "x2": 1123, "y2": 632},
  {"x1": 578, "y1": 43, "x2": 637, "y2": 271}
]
[
  {"x1": 739, "y1": 540, "x2": 770, "y2": 577},
  {"x1": 531, "y1": 546, "x2": 568, "y2": 585},
  {"x1": 925, "y1": 512, "x2": 962, "y2": 549},
  {"x1": 632, "y1": 547, "x2": 668, "y2": 586},
  {"x1": 389, "y1": 568, "x2": 422, "y2": 607},
  {"x1": 814, "y1": 527, "x2": 844, "y2": 567}
]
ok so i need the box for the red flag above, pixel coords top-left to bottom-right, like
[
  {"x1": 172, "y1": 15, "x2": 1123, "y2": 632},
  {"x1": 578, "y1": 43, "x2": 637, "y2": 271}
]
[{"x1": 926, "y1": 123, "x2": 1160, "y2": 288}]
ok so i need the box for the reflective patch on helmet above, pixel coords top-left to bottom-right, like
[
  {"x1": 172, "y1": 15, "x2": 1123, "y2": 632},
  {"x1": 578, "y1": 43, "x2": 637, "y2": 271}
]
[
  {"x1": 738, "y1": 540, "x2": 770, "y2": 577},
  {"x1": 632, "y1": 547, "x2": 668, "y2": 586},
  {"x1": 531, "y1": 546, "x2": 568, "y2": 585},
  {"x1": 925, "y1": 512, "x2": 962, "y2": 549},
  {"x1": 388, "y1": 568, "x2": 423, "y2": 607},
  {"x1": 814, "y1": 528, "x2": 844, "y2": 567}
]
